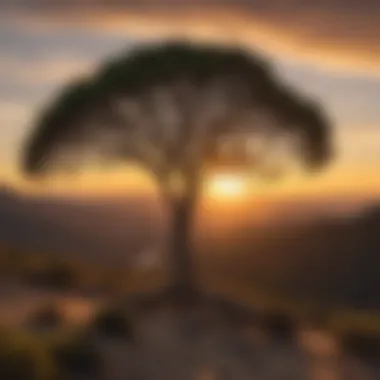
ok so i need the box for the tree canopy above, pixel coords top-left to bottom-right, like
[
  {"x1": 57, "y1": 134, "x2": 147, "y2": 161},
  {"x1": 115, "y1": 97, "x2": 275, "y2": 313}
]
[{"x1": 23, "y1": 42, "x2": 332, "y2": 187}]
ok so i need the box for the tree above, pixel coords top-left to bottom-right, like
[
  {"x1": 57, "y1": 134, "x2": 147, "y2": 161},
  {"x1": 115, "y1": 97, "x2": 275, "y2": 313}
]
[{"x1": 22, "y1": 42, "x2": 332, "y2": 300}]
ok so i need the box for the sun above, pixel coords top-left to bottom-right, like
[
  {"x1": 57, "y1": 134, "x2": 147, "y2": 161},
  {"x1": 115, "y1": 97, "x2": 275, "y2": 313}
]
[{"x1": 206, "y1": 172, "x2": 248, "y2": 198}]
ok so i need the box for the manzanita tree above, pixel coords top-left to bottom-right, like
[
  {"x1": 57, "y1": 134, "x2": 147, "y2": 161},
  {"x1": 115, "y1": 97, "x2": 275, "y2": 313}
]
[{"x1": 22, "y1": 43, "x2": 332, "y2": 299}]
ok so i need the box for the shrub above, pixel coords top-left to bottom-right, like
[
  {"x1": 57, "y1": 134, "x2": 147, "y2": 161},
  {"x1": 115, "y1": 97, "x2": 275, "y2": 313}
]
[
  {"x1": 52, "y1": 335, "x2": 101, "y2": 377},
  {"x1": 259, "y1": 311, "x2": 297, "y2": 342},
  {"x1": 92, "y1": 307, "x2": 133, "y2": 341},
  {"x1": 25, "y1": 261, "x2": 77, "y2": 290},
  {"x1": 342, "y1": 332, "x2": 380, "y2": 361},
  {"x1": 27, "y1": 304, "x2": 63, "y2": 331},
  {"x1": 0, "y1": 329, "x2": 58, "y2": 380}
]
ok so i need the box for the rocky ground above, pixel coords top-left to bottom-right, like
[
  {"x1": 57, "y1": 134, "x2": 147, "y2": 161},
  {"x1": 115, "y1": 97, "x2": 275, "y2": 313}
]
[
  {"x1": 1, "y1": 286, "x2": 379, "y2": 380},
  {"x1": 92, "y1": 294, "x2": 380, "y2": 380}
]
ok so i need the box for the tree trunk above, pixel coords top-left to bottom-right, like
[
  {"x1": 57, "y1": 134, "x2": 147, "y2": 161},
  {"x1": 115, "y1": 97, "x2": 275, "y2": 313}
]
[{"x1": 168, "y1": 189, "x2": 198, "y2": 302}]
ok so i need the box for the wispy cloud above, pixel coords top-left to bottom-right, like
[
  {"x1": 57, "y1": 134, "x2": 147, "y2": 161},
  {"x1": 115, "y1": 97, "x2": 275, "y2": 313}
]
[
  {"x1": 340, "y1": 124, "x2": 380, "y2": 163},
  {"x1": 0, "y1": 101, "x2": 32, "y2": 124},
  {"x1": 0, "y1": 1, "x2": 379, "y2": 74},
  {"x1": 0, "y1": 101, "x2": 34, "y2": 171},
  {"x1": 0, "y1": 56, "x2": 95, "y2": 85}
]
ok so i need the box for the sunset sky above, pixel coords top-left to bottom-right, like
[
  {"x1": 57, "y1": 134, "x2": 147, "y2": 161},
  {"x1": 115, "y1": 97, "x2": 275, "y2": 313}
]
[{"x1": 0, "y1": 1, "x2": 379, "y2": 204}]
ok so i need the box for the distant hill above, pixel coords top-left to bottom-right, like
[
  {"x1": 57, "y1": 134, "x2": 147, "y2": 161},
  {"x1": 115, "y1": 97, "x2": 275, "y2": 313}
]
[
  {"x1": 0, "y1": 186, "x2": 372, "y2": 260},
  {"x1": 1, "y1": 186, "x2": 380, "y2": 307},
  {"x1": 0, "y1": 187, "x2": 161, "y2": 262},
  {"x1": 202, "y1": 203, "x2": 380, "y2": 308}
]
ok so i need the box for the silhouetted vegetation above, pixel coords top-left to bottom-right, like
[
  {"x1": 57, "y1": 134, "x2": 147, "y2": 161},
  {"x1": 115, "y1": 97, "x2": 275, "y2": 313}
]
[
  {"x1": 92, "y1": 306, "x2": 134, "y2": 341},
  {"x1": 342, "y1": 331, "x2": 380, "y2": 361},
  {"x1": 259, "y1": 311, "x2": 297, "y2": 342},
  {"x1": 27, "y1": 304, "x2": 63, "y2": 331},
  {"x1": 23, "y1": 260, "x2": 77, "y2": 291},
  {"x1": 0, "y1": 329, "x2": 58, "y2": 380},
  {"x1": 23, "y1": 42, "x2": 332, "y2": 301},
  {"x1": 52, "y1": 334, "x2": 102, "y2": 377}
]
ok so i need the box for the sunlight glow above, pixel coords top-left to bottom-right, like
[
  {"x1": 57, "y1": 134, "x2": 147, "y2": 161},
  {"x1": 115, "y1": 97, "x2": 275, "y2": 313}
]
[{"x1": 206, "y1": 173, "x2": 249, "y2": 198}]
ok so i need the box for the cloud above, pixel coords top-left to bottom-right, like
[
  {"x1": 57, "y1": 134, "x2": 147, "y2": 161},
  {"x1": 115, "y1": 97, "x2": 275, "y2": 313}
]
[
  {"x1": 340, "y1": 124, "x2": 380, "y2": 162},
  {"x1": 0, "y1": 1, "x2": 379, "y2": 74},
  {"x1": 0, "y1": 101, "x2": 34, "y2": 169},
  {"x1": 0, "y1": 56, "x2": 95, "y2": 85},
  {"x1": 0, "y1": 101, "x2": 32, "y2": 124}
]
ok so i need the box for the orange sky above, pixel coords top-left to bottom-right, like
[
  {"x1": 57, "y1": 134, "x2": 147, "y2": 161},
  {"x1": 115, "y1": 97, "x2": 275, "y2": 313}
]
[{"x1": 0, "y1": 1, "x2": 379, "y2": 205}]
